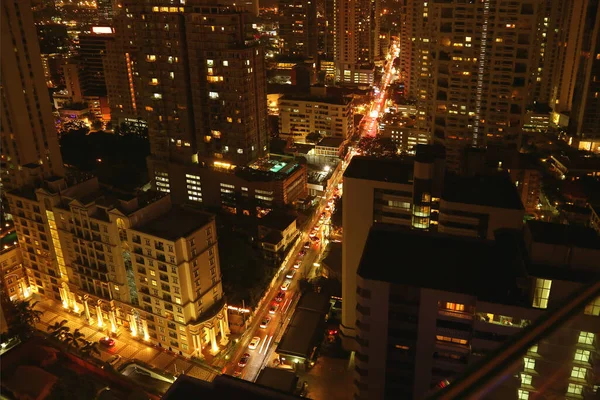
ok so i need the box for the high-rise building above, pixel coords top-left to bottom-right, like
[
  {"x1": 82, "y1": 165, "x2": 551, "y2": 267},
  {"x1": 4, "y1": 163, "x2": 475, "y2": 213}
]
[
  {"x1": 0, "y1": 0, "x2": 64, "y2": 190},
  {"x1": 567, "y1": 0, "x2": 600, "y2": 152},
  {"x1": 406, "y1": 0, "x2": 544, "y2": 171},
  {"x1": 78, "y1": 27, "x2": 115, "y2": 97},
  {"x1": 109, "y1": 2, "x2": 269, "y2": 203},
  {"x1": 340, "y1": 146, "x2": 525, "y2": 350},
  {"x1": 278, "y1": 0, "x2": 318, "y2": 59},
  {"x1": 334, "y1": 0, "x2": 381, "y2": 85},
  {"x1": 6, "y1": 175, "x2": 230, "y2": 357},
  {"x1": 352, "y1": 222, "x2": 600, "y2": 400}
]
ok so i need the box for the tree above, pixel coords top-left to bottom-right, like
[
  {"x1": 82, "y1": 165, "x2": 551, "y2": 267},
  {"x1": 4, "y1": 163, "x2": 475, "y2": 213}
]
[
  {"x1": 91, "y1": 120, "x2": 103, "y2": 130},
  {"x1": 80, "y1": 340, "x2": 101, "y2": 358},
  {"x1": 10, "y1": 300, "x2": 43, "y2": 339},
  {"x1": 305, "y1": 132, "x2": 323, "y2": 143},
  {"x1": 48, "y1": 319, "x2": 69, "y2": 339},
  {"x1": 64, "y1": 328, "x2": 85, "y2": 351}
]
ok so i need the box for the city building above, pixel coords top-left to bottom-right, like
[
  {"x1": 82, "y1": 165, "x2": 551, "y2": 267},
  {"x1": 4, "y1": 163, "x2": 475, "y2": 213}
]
[
  {"x1": 314, "y1": 137, "x2": 345, "y2": 158},
  {"x1": 258, "y1": 211, "x2": 298, "y2": 259},
  {"x1": 0, "y1": 246, "x2": 30, "y2": 302},
  {"x1": 590, "y1": 203, "x2": 600, "y2": 234},
  {"x1": 6, "y1": 174, "x2": 230, "y2": 357},
  {"x1": 111, "y1": 2, "x2": 269, "y2": 202},
  {"x1": 405, "y1": 0, "x2": 545, "y2": 171},
  {"x1": 78, "y1": 27, "x2": 114, "y2": 97},
  {"x1": 278, "y1": 0, "x2": 318, "y2": 59},
  {"x1": 0, "y1": 0, "x2": 65, "y2": 190},
  {"x1": 334, "y1": 0, "x2": 381, "y2": 85},
  {"x1": 340, "y1": 145, "x2": 525, "y2": 349},
  {"x1": 62, "y1": 62, "x2": 84, "y2": 104},
  {"x1": 378, "y1": 112, "x2": 428, "y2": 154},
  {"x1": 352, "y1": 222, "x2": 600, "y2": 399},
  {"x1": 278, "y1": 88, "x2": 354, "y2": 142}
]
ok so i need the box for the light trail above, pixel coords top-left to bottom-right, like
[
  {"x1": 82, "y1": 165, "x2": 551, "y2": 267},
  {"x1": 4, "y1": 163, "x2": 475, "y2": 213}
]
[{"x1": 258, "y1": 335, "x2": 267, "y2": 354}]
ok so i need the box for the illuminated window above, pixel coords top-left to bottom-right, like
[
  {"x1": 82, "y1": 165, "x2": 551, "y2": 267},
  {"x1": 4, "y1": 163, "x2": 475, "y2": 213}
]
[
  {"x1": 520, "y1": 373, "x2": 532, "y2": 385},
  {"x1": 223, "y1": 60, "x2": 228, "y2": 66},
  {"x1": 207, "y1": 76, "x2": 223, "y2": 83},
  {"x1": 150, "y1": 270, "x2": 156, "y2": 276},
  {"x1": 567, "y1": 383, "x2": 583, "y2": 395},
  {"x1": 585, "y1": 296, "x2": 600, "y2": 316},
  {"x1": 209, "y1": 92, "x2": 219, "y2": 99},
  {"x1": 237, "y1": 148, "x2": 243, "y2": 154},
  {"x1": 207, "y1": 59, "x2": 214, "y2": 67},
  {"x1": 445, "y1": 302, "x2": 465, "y2": 311},
  {"x1": 175, "y1": 297, "x2": 181, "y2": 304},
  {"x1": 436, "y1": 335, "x2": 468, "y2": 345},
  {"x1": 571, "y1": 366, "x2": 586, "y2": 379},
  {"x1": 145, "y1": 106, "x2": 154, "y2": 111},
  {"x1": 153, "y1": 93, "x2": 162, "y2": 99},
  {"x1": 574, "y1": 349, "x2": 590, "y2": 362},
  {"x1": 466, "y1": 36, "x2": 471, "y2": 42},
  {"x1": 146, "y1": 54, "x2": 156, "y2": 62},
  {"x1": 150, "y1": 78, "x2": 159, "y2": 85},
  {"x1": 151, "y1": 279, "x2": 157, "y2": 286},
  {"x1": 532, "y1": 279, "x2": 552, "y2": 309},
  {"x1": 578, "y1": 331, "x2": 595, "y2": 345},
  {"x1": 523, "y1": 357, "x2": 535, "y2": 371},
  {"x1": 517, "y1": 390, "x2": 529, "y2": 400},
  {"x1": 528, "y1": 344, "x2": 538, "y2": 354},
  {"x1": 169, "y1": 72, "x2": 175, "y2": 79},
  {"x1": 211, "y1": 130, "x2": 221, "y2": 138},
  {"x1": 496, "y1": 38, "x2": 503, "y2": 43},
  {"x1": 227, "y1": 117, "x2": 233, "y2": 123}
]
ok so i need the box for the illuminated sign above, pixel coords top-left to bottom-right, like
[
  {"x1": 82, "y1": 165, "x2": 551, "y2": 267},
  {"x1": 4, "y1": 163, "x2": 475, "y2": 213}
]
[
  {"x1": 227, "y1": 305, "x2": 251, "y2": 313},
  {"x1": 91, "y1": 27, "x2": 114, "y2": 34}
]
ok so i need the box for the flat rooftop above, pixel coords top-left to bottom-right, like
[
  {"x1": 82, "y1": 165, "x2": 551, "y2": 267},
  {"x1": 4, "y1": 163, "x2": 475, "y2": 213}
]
[
  {"x1": 527, "y1": 220, "x2": 600, "y2": 249},
  {"x1": 296, "y1": 292, "x2": 331, "y2": 315},
  {"x1": 316, "y1": 137, "x2": 345, "y2": 148},
  {"x1": 255, "y1": 368, "x2": 298, "y2": 394},
  {"x1": 344, "y1": 156, "x2": 414, "y2": 185},
  {"x1": 357, "y1": 224, "x2": 526, "y2": 305},
  {"x1": 280, "y1": 94, "x2": 352, "y2": 106},
  {"x1": 133, "y1": 207, "x2": 213, "y2": 241},
  {"x1": 259, "y1": 211, "x2": 297, "y2": 231},
  {"x1": 442, "y1": 173, "x2": 524, "y2": 210},
  {"x1": 277, "y1": 309, "x2": 324, "y2": 359}
]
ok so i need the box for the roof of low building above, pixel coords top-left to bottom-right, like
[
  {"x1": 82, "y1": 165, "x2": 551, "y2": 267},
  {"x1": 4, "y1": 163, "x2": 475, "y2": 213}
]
[
  {"x1": 261, "y1": 230, "x2": 284, "y2": 245},
  {"x1": 296, "y1": 292, "x2": 331, "y2": 315},
  {"x1": 255, "y1": 368, "x2": 299, "y2": 394},
  {"x1": 277, "y1": 309, "x2": 325, "y2": 358},
  {"x1": 526, "y1": 220, "x2": 600, "y2": 249},
  {"x1": 133, "y1": 207, "x2": 213, "y2": 241},
  {"x1": 316, "y1": 137, "x2": 345, "y2": 148},
  {"x1": 279, "y1": 94, "x2": 352, "y2": 106},
  {"x1": 259, "y1": 211, "x2": 297, "y2": 232},
  {"x1": 442, "y1": 173, "x2": 524, "y2": 210},
  {"x1": 343, "y1": 156, "x2": 414, "y2": 185}
]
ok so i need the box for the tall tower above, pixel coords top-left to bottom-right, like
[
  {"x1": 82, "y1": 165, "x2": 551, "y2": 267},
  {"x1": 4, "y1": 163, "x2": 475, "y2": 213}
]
[
  {"x1": 334, "y1": 0, "x2": 380, "y2": 85},
  {"x1": 1, "y1": 0, "x2": 64, "y2": 190},
  {"x1": 409, "y1": 0, "x2": 544, "y2": 171},
  {"x1": 278, "y1": 0, "x2": 318, "y2": 59}
]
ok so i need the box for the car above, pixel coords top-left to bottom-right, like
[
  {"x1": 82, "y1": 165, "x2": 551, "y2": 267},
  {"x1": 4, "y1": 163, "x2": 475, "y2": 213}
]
[
  {"x1": 260, "y1": 316, "x2": 272, "y2": 329},
  {"x1": 106, "y1": 354, "x2": 121, "y2": 367},
  {"x1": 281, "y1": 279, "x2": 291, "y2": 291},
  {"x1": 303, "y1": 241, "x2": 310, "y2": 249},
  {"x1": 238, "y1": 353, "x2": 250, "y2": 368},
  {"x1": 310, "y1": 235, "x2": 320, "y2": 242},
  {"x1": 309, "y1": 230, "x2": 318, "y2": 238},
  {"x1": 298, "y1": 250, "x2": 306, "y2": 257},
  {"x1": 233, "y1": 369, "x2": 244, "y2": 378},
  {"x1": 286, "y1": 269, "x2": 296, "y2": 279},
  {"x1": 275, "y1": 291, "x2": 285, "y2": 302},
  {"x1": 269, "y1": 303, "x2": 280, "y2": 314},
  {"x1": 248, "y1": 336, "x2": 261, "y2": 350},
  {"x1": 99, "y1": 337, "x2": 115, "y2": 347}
]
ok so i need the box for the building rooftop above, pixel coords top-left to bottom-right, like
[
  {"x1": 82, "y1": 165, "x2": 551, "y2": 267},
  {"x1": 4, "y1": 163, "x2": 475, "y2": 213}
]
[
  {"x1": 255, "y1": 368, "x2": 298, "y2": 394},
  {"x1": 133, "y1": 207, "x2": 213, "y2": 241},
  {"x1": 259, "y1": 211, "x2": 297, "y2": 232},
  {"x1": 316, "y1": 137, "x2": 345, "y2": 148},
  {"x1": 526, "y1": 220, "x2": 600, "y2": 249},
  {"x1": 277, "y1": 309, "x2": 325, "y2": 359},
  {"x1": 279, "y1": 94, "x2": 352, "y2": 106},
  {"x1": 343, "y1": 156, "x2": 414, "y2": 185},
  {"x1": 163, "y1": 375, "x2": 301, "y2": 400},
  {"x1": 442, "y1": 173, "x2": 524, "y2": 210},
  {"x1": 357, "y1": 224, "x2": 526, "y2": 305},
  {"x1": 296, "y1": 292, "x2": 331, "y2": 315}
]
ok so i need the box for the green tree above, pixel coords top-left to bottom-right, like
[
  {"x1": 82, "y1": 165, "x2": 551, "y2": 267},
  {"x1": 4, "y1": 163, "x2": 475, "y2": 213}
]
[
  {"x1": 11, "y1": 300, "x2": 43, "y2": 339},
  {"x1": 47, "y1": 319, "x2": 69, "y2": 339},
  {"x1": 305, "y1": 132, "x2": 323, "y2": 144},
  {"x1": 80, "y1": 340, "x2": 101, "y2": 358},
  {"x1": 64, "y1": 328, "x2": 85, "y2": 351}
]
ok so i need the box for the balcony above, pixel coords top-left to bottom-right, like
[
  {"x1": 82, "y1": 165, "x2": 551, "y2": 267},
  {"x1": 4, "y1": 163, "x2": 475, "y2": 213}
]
[
  {"x1": 438, "y1": 309, "x2": 474, "y2": 321},
  {"x1": 157, "y1": 254, "x2": 166, "y2": 262},
  {"x1": 139, "y1": 286, "x2": 150, "y2": 295},
  {"x1": 159, "y1": 274, "x2": 169, "y2": 283},
  {"x1": 132, "y1": 236, "x2": 142, "y2": 244},
  {"x1": 142, "y1": 296, "x2": 151, "y2": 303},
  {"x1": 138, "y1": 267, "x2": 147, "y2": 275},
  {"x1": 155, "y1": 243, "x2": 165, "y2": 252},
  {"x1": 133, "y1": 247, "x2": 143, "y2": 255},
  {"x1": 158, "y1": 264, "x2": 168, "y2": 273},
  {"x1": 167, "y1": 322, "x2": 176, "y2": 330},
  {"x1": 162, "y1": 294, "x2": 172, "y2": 302}
]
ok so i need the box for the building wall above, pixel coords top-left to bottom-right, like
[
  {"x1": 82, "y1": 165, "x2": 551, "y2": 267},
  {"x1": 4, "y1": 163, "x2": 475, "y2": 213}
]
[
  {"x1": 0, "y1": 247, "x2": 30, "y2": 302},
  {"x1": 0, "y1": 0, "x2": 65, "y2": 190},
  {"x1": 278, "y1": 0, "x2": 318, "y2": 59},
  {"x1": 279, "y1": 98, "x2": 354, "y2": 142}
]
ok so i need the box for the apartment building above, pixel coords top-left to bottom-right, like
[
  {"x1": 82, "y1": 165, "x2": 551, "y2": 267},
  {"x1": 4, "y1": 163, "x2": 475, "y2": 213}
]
[
  {"x1": 6, "y1": 174, "x2": 229, "y2": 357},
  {"x1": 0, "y1": 0, "x2": 65, "y2": 190},
  {"x1": 278, "y1": 91, "x2": 354, "y2": 142},
  {"x1": 110, "y1": 1, "x2": 268, "y2": 200},
  {"x1": 0, "y1": 246, "x2": 30, "y2": 302},
  {"x1": 278, "y1": 0, "x2": 318, "y2": 59},
  {"x1": 353, "y1": 222, "x2": 600, "y2": 400},
  {"x1": 334, "y1": 0, "x2": 380, "y2": 85},
  {"x1": 341, "y1": 145, "x2": 525, "y2": 349},
  {"x1": 405, "y1": 0, "x2": 544, "y2": 171},
  {"x1": 78, "y1": 27, "x2": 114, "y2": 97}
]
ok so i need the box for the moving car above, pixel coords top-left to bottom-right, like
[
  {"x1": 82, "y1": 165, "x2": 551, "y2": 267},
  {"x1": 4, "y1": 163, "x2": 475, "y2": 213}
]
[
  {"x1": 303, "y1": 241, "x2": 310, "y2": 249},
  {"x1": 248, "y1": 336, "x2": 261, "y2": 350},
  {"x1": 233, "y1": 369, "x2": 244, "y2": 378},
  {"x1": 238, "y1": 353, "x2": 250, "y2": 368},
  {"x1": 106, "y1": 354, "x2": 121, "y2": 367},
  {"x1": 293, "y1": 261, "x2": 301, "y2": 269},
  {"x1": 275, "y1": 291, "x2": 285, "y2": 302},
  {"x1": 260, "y1": 316, "x2": 272, "y2": 329},
  {"x1": 99, "y1": 337, "x2": 115, "y2": 347},
  {"x1": 269, "y1": 303, "x2": 280, "y2": 314},
  {"x1": 281, "y1": 279, "x2": 291, "y2": 291},
  {"x1": 298, "y1": 250, "x2": 306, "y2": 257},
  {"x1": 286, "y1": 269, "x2": 296, "y2": 279}
]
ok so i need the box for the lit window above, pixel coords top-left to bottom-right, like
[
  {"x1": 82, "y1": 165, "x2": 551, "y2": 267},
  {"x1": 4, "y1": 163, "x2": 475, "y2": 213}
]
[
  {"x1": 209, "y1": 92, "x2": 219, "y2": 99},
  {"x1": 567, "y1": 383, "x2": 583, "y2": 395},
  {"x1": 466, "y1": 36, "x2": 471, "y2": 42},
  {"x1": 517, "y1": 390, "x2": 529, "y2": 400},
  {"x1": 146, "y1": 55, "x2": 156, "y2": 62},
  {"x1": 175, "y1": 297, "x2": 181, "y2": 304},
  {"x1": 532, "y1": 279, "x2": 552, "y2": 309},
  {"x1": 496, "y1": 38, "x2": 503, "y2": 43},
  {"x1": 528, "y1": 344, "x2": 538, "y2": 354},
  {"x1": 227, "y1": 117, "x2": 233, "y2": 123},
  {"x1": 445, "y1": 302, "x2": 465, "y2": 311},
  {"x1": 571, "y1": 366, "x2": 586, "y2": 379},
  {"x1": 145, "y1": 106, "x2": 154, "y2": 111},
  {"x1": 584, "y1": 296, "x2": 600, "y2": 316},
  {"x1": 151, "y1": 279, "x2": 157, "y2": 286},
  {"x1": 237, "y1": 148, "x2": 243, "y2": 154},
  {"x1": 207, "y1": 59, "x2": 214, "y2": 67},
  {"x1": 207, "y1": 76, "x2": 223, "y2": 83},
  {"x1": 153, "y1": 93, "x2": 162, "y2": 99},
  {"x1": 520, "y1": 373, "x2": 532, "y2": 385},
  {"x1": 151, "y1": 78, "x2": 159, "y2": 85},
  {"x1": 574, "y1": 349, "x2": 590, "y2": 363},
  {"x1": 150, "y1": 270, "x2": 156, "y2": 276},
  {"x1": 169, "y1": 72, "x2": 175, "y2": 79},
  {"x1": 578, "y1": 331, "x2": 595, "y2": 345},
  {"x1": 223, "y1": 60, "x2": 228, "y2": 66},
  {"x1": 211, "y1": 130, "x2": 221, "y2": 138},
  {"x1": 523, "y1": 357, "x2": 535, "y2": 371}
]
